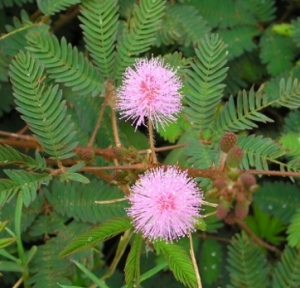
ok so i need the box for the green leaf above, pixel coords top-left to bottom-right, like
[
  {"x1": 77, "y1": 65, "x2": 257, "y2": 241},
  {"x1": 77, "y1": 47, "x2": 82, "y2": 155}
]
[
  {"x1": 0, "y1": 144, "x2": 39, "y2": 168},
  {"x1": 227, "y1": 232, "x2": 269, "y2": 288},
  {"x1": 45, "y1": 179, "x2": 127, "y2": 223},
  {"x1": 156, "y1": 3, "x2": 210, "y2": 47},
  {"x1": 9, "y1": 51, "x2": 78, "y2": 159},
  {"x1": 253, "y1": 181, "x2": 300, "y2": 223},
  {"x1": 287, "y1": 209, "x2": 300, "y2": 248},
  {"x1": 59, "y1": 217, "x2": 132, "y2": 257},
  {"x1": 219, "y1": 26, "x2": 261, "y2": 61},
  {"x1": 154, "y1": 241, "x2": 198, "y2": 288},
  {"x1": 214, "y1": 88, "x2": 273, "y2": 135},
  {"x1": 199, "y1": 239, "x2": 222, "y2": 285},
  {"x1": 0, "y1": 170, "x2": 51, "y2": 207},
  {"x1": 260, "y1": 28, "x2": 295, "y2": 76},
  {"x1": 0, "y1": 260, "x2": 23, "y2": 272},
  {"x1": 280, "y1": 133, "x2": 300, "y2": 157},
  {"x1": 61, "y1": 172, "x2": 90, "y2": 184},
  {"x1": 184, "y1": 34, "x2": 228, "y2": 131},
  {"x1": 238, "y1": 134, "x2": 285, "y2": 170},
  {"x1": 0, "y1": 237, "x2": 16, "y2": 249},
  {"x1": 277, "y1": 77, "x2": 300, "y2": 109},
  {"x1": 79, "y1": 0, "x2": 118, "y2": 78},
  {"x1": 114, "y1": 0, "x2": 166, "y2": 79},
  {"x1": 125, "y1": 233, "x2": 143, "y2": 287},
  {"x1": 272, "y1": 246, "x2": 300, "y2": 287},
  {"x1": 72, "y1": 260, "x2": 110, "y2": 288},
  {"x1": 244, "y1": 205, "x2": 286, "y2": 245},
  {"x1": 26, "y1": 32, "x2": 104, "y2": 97},
  {"x1": 37, "y1": 0, "x2": 80, "y2": 15}
]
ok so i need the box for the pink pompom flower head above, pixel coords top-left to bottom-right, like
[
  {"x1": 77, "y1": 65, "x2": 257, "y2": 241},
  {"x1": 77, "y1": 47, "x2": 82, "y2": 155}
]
[
  {"x1": 116, "y1": 57, "x2": 183, "y2": 130},
  {"x1": 126, "y1": 167, "x2": 203, "y2": 242}
]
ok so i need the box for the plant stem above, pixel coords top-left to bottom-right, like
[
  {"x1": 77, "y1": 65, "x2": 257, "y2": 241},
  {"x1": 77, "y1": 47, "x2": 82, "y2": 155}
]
[
  {"x1": 189, "y1": 232, "x2": 202, "y2": 288},
  {"x1": 15, "y1": 194, "x2": 30, "y2": 288},
  {"x1": 148, "y1": 119, "x2": 157, "y2": 163}
]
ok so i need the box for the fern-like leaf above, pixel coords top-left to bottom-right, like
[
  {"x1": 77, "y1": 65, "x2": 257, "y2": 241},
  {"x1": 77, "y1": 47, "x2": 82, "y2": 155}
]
[
  {"x1": 184, "y1": 34, "x2": 228, "y2": 131},
  {"x1": 239, "y1": 0, "x2": 276, "y2": 22},
  {"x1": 253, "y1": 181, "x2": 300, "y2": 223},
  {"x1": 260, "y1": 28, "x2": 295, "y2": 76},
  {"x1": 26, "y1": 32, "x2": 104, "y2": 97},
  {"x1": 59, "y1": 217, "x2": 132, "y2": 257},
  {"x1": 154, "y1": 241, "x2": 197, "y2": 288},
  {"x1": 156, "y1": 3, "x2": 210, "y2": 47},
  {"x1": 277, "y1": 77, "x2": 300, "y2": 109},
  {"x1": 29, "y1": 241, "x2": 72, "y2": 288},
  {"x1": 291, "y1": 17, "x2": 300, "y2": 47},
  {"x1": 272, "y1": 246, "x2": 300, "y2": 287},
  {"x1": 227, "y1": 232, "x2": 269, "y2": 288},
  {"x1": 214, "y1": 89, "x2": 273, "y2": 135},
  {"x1": 37, "y1": 0, "x2": 80, "y2": 15},
  {"x1": 189, "y1": 0, "x2": 255, "y2": 28},
  {"x1": 125, "y1": 233, "x2": 143, "y2": 287},
  {"x1": 45, "y1": 179, "x2": 127, "y2": 223},
  {"x1": 0, "y1": 193, "x2": 43, "y2": 233},
  {"x1": 2, "y1": 170, "x2": 50, "y2": 207},
  {"x1": 79, "y1": 0, "x2": 118, "y2": 78},
  {"x1": 0, "y1": 145, "x2": 39, "y2": 169},
  {"x1": 219, "y1": 26, "x2": 261, "y2": 61},
  {"x1": 287, "y1": 209, "x2": 300, "y2": 248},
  {"x1": 0, "y1": 0, "x2": 33, "y2": 8},
  {"x1": 9, "y1": 51, "x2": 78, "y2": 159},
  {"x1": 114, "y1": 0, "x2": 165, "y2": 79},
  {"x1": 238, "y1": 134, "x2": 285, "y2": 170}
]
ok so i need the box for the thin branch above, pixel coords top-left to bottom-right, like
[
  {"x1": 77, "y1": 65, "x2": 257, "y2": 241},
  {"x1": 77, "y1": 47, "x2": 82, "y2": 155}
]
[
  {"x1": 244, "y1": 169, "x2": 300, "y2": 178},
  {"x1": 235, "y1": 219, "x2": 281, "y2": 253},
  {"x1": 88, "y1": 98, "x2": 107, "y2": 147},
  {"x1": 148, "y1": 119, "x2": 157, "y2": 163},
  {"x1": 138, "y1": 142, "x2": 188, "y2": 154},
  {"x1": 189, "y1": 231, "x2": 202, "y2": 288}
]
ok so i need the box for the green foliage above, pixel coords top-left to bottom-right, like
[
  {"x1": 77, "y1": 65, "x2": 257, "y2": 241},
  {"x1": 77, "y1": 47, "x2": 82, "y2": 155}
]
[
  {"x1": 79, "y1": 0, "x2": 118, "y2": 78},
  {"x1": 184, "y1": 34, "x2": 228, "y2": 131},
  {"x1": 113, "y1": 0, "x2": 166, "y2": 80},
  {"x1": 37, "y1": 0, "x2": 81, "y2": 15},
  {"x1": 199, "y1": 239, "x2": 222, "y2": 285},
  {"x1": 226, "y1": 232, "x2": 269, "y2": 288},
  {"x1": 0, "y1": 145, "x2": 40, "y2": 169},
  {"x1": 238, "y1": 134, "x2": 286, "y2": 170},
  {"x1": 156, "y1": 3, "x2": 210, "y2": 47},
  {"x1": 45, "y1": 179, "x2": 127, "y2": 223},
  {"x1": 272, "y1": 246, "x2": 300, "y2": 287},
  {"x1": 0, "y1": 170, "x2": 50, "y2": 207},
  {"x1": 287, "y1": 209, "x2": 300, "y2": 248},
  {"x1": 260, "y1": 28, "x2": 295, "y2": 76},
  {"x1": 1, "y1": 0, "x2": 300, "y2": 287},
  {"x1": 253, "y1": 181, "x2": 300, "y2": 223},
  {"x1": 154, "y1": 241, "x2": 198, "y2": 288},
  {"x1": 26, "y1": 32, "x2": 104, "y2": 97},
  {"x1": 124, "y1": 233, "x2": 143, "y2": 287},
  {"x1": 0, "y1": 0, "x2": 33, "y2": 8},
  {"x1": 59, "y1": 217, "x2": 132, "y2": 257},
  {"x1": 213, "y1": 88, "x2": 273, "y2": 135},
  {"x1": 10, "y1": 51, "x2": 78, "y2": 159},
  {"x1": 245, "y1": 205, "x2": 286, "y2": 245}
]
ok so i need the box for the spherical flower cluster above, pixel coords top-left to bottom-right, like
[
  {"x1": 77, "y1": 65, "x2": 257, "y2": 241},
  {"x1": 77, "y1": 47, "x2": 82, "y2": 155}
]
[
  {"x1": 116, "y1": 57, "x2": 183, "y2": 130},
  {"x1": 126, "y1": 167, "x2": 203, "y2": 242}
]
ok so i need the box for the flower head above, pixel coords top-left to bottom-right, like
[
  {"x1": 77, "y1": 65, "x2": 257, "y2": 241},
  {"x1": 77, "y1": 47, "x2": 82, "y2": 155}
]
[
  {"x1": 116, "y1": 57, "x2": 182, "y2": 130},
  {"x1": 127, "y1": 167, "x2": 203, "y2": 242}
]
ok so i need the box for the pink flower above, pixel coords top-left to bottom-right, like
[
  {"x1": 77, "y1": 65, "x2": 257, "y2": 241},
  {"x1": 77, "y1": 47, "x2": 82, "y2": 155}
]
[
  {"x1": 116, "y1": 58, "x2": 182, "y2": 129},
  {"x1": 127, "y1": 167, "x2": 203, "y2": 242}
]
